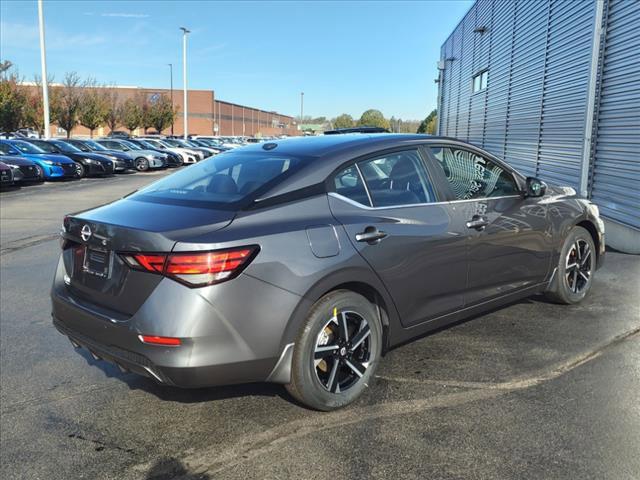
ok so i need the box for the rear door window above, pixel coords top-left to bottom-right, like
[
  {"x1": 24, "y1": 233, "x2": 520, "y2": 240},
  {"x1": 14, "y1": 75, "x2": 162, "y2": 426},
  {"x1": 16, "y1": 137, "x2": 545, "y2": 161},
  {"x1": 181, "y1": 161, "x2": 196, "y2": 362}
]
[
  {"x1": 332, "y1": 150, "x2": 436, "y2": 208},
  {"x1": 360, "y1": 150, "x2": 436, "y2": 207}
]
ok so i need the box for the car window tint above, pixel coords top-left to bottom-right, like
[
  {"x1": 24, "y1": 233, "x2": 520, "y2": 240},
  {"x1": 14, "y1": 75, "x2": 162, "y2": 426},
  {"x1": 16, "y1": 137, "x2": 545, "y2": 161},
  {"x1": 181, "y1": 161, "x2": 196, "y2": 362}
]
[
  {"x1": 429, "y1": 147, "x2": 519, "y2": 200},
  {"x1": 333, "y1": 165, "x2": 370, "y2": 206},
  {"x1": 358, "y1": 150, "x2": 435, "y2": 207}
]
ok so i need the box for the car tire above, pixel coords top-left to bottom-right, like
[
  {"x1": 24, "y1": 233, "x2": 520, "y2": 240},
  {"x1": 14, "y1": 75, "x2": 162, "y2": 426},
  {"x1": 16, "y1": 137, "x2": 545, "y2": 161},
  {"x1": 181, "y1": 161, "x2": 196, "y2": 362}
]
[
  {"x1": 75, "y1": 163, "x2": 86, "y2": 178},
  {"x1": 545, "y1": 226, "x2": 596, "y2": 305},
  {"x1": 135, "y1": 157, "x2": 150, "y2": 172},
  {"x1": 286, "y1": 290, "x2": 383, "y2": 411}
]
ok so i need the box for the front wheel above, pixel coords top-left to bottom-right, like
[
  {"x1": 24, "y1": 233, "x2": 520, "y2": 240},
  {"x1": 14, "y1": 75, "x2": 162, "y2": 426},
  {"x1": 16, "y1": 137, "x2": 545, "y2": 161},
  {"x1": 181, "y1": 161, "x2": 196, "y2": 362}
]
[
  {"x1": 286, "y1": 290, "x2": 383, "y2": 411},
  {"x1": 135, "y1": 157, "x2": 150, "y2": 172},
  {"x1": 75, "y1": 163, "x2": 86, "y2": 178},
  {"x1": 546, "y1": 226, "x2": 596, "y2": 304}
]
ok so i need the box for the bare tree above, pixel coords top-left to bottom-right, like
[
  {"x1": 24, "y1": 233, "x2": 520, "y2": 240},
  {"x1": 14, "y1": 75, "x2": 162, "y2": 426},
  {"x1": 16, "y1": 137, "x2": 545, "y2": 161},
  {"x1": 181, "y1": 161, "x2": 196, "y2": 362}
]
[
  {"x1": 52, "y1": 72, "x2": 83, "y2": 138},
  {"x1": 103, "y1": 87, "x2": 122, "y2": 134}
]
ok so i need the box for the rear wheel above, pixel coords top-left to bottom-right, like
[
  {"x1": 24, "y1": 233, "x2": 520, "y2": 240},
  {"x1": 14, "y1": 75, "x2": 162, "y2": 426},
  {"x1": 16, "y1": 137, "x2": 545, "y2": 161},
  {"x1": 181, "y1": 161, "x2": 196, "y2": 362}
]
[
  {"x1": 286, "y1": 290, "x2": 382, "y2": 411},
  {"x1": 135, "y1": 157, "x2": 150, "y2": 172},
  {"x1": 546, "y1": 226, "x2": 596, "y2": 304}
]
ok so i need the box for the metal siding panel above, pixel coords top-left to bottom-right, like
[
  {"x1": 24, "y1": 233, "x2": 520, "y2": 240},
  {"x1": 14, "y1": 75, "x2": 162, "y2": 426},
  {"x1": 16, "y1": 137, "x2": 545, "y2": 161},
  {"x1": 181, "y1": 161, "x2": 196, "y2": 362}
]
[
  {"x1": 591, "y1": 0, "x2": 640, "y2": 228},
  {"x1": 538, "y1": 0, "x2": 595, "y2": 188},
  {"x1": 457, "y1": 11, "x2": 477, "y2": 140},
  {"x1": 484, "y1": 0, "x2": 516, "y2": 156},
  {"x1": 504, "y1": 0, "x2": 548, "y2": 177}
]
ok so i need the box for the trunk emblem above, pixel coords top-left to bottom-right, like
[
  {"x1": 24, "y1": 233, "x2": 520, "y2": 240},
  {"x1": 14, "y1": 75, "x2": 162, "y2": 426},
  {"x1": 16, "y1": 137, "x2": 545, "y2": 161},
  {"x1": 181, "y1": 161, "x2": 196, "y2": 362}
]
[{"x1": 80, "y1": 224, "x2": 92, "y2": 242}]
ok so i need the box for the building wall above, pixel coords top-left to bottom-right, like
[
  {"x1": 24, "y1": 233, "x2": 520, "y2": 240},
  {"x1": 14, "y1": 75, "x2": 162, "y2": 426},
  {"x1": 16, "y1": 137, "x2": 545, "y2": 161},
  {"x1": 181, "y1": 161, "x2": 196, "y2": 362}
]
[
  {"x1": 33, "y1": 85, "x2": 298, "y2": 138},
  {"x1": 213, "y1": 100, "x2": 297, "y2": 137},
  {"x1": 438, "y1": 0, "x2": 640, "y2": 236}
]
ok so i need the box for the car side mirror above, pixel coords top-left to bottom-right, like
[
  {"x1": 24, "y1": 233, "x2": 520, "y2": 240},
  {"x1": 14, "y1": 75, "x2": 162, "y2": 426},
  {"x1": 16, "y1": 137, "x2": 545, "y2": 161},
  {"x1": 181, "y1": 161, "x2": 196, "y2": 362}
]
[{"x1": 525, "y1": 177, "x2": 547, "y2": 197}]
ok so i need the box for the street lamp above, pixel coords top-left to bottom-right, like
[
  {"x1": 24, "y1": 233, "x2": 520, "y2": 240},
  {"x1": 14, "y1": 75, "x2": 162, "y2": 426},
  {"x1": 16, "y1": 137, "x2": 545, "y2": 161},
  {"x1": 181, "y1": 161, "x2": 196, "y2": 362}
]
[
  {"x1": 300, "y1": 92, "x2": 304, "y2": 122},
  {"x1": 37, "y1": 0, "x2": 51, "y2": 139},
  {"x1": 168, "y1": 63, "x2": 174, "y2": 135},
  {"x1": 180, "y1": 27, "x2": 190, "y2": 139}
]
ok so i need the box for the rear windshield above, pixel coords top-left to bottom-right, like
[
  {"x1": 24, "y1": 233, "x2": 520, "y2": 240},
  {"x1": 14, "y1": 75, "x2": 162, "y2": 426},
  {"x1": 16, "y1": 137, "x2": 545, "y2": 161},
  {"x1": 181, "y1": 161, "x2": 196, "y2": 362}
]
[{"x1": 130, "y1": 150, "x2": 311, "y2": 209}]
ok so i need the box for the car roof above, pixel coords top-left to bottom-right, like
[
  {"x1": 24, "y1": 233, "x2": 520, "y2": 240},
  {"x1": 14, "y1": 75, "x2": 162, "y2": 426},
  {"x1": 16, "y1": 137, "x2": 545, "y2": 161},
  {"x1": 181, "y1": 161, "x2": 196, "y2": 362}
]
[
  {"x1": 241, "y1": 134, "x2": 473, "y2": 200},
  {"x1": 237, "y1": 133, "x2": 454, "y2": 157}
]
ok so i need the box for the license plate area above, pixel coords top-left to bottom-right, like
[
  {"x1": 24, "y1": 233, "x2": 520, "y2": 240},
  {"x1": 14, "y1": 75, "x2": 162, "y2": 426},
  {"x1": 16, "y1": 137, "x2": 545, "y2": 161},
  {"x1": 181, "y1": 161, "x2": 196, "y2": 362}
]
[{"x1": 82, "y1": 247, "x2": 112, "y2": 278}]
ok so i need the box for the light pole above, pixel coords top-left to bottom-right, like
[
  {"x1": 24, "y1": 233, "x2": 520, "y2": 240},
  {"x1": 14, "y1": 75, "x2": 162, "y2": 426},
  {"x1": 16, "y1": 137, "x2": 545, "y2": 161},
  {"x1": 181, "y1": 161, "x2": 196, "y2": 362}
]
[
  {"x1": 168, "y1": 63, "x2": 174, "y2": 135},
  {"x1": 180, "y1": 27, "x2": 190, "y2": 139},
  {"x1": 37, "y1": 0, "x2": 50, "y2": 139},
  {"x1": 300, "y1": 92, "x2": 304, "y2": 123}
]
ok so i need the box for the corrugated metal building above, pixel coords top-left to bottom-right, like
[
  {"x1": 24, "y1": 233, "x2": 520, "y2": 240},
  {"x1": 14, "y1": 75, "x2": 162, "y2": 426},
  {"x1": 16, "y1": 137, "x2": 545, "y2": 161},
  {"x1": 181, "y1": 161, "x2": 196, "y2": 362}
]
[{"x1": 437, "y1": 0, "x2": 639, "y2": 253}]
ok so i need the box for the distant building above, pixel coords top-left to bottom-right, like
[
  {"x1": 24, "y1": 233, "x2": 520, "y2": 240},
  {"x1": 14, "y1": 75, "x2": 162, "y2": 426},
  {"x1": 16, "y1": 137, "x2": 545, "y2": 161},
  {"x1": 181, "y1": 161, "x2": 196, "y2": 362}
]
[
  {"x1": 437, "y1": 0, "x2": 639, "y2": 252},
  {"x1": 23, "y1": 83, "x2": 299, "y2": 138}
]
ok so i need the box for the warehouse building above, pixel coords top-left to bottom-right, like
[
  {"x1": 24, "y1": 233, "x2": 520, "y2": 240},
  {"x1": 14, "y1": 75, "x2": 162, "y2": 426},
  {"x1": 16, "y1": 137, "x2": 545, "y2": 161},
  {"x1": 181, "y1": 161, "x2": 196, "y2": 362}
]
[
  {"x1": 32, "y1": 84, "x2": 299, "y2": 138},
  {"x1": 436, "y1": 0, "x2": 639, "y2": 253}
]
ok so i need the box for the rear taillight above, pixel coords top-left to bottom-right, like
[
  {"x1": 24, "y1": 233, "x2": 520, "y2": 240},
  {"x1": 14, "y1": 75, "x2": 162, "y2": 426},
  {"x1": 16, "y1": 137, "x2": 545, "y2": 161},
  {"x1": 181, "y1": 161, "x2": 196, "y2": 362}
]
[
  {"x1": 121, "y1": 246, "x2": 258, "y2": 287},
  {"x1": 138, "y1": 335, "x2": 181, "y2": 346}
]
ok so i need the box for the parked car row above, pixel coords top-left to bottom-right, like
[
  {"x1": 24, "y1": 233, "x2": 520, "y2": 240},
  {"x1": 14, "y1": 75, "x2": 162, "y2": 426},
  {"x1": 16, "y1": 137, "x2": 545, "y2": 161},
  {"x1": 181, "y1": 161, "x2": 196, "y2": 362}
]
[
  {"x1": 0, "y1": 133, "x2": 286, "y2": 189},
  {"x1": 0, "y1": 136, "x2": 214, "y2": 189}
]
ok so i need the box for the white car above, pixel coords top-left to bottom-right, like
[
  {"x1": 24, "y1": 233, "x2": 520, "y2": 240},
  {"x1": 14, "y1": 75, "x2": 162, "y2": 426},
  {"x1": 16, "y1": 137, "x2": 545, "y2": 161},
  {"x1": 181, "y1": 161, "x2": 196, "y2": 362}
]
[
  {"x1": 162, "y1": 138, "x2": 206, "y2": 160},
  {"x1": 140, "y1": 138, "x2": 198, "y2": 164}
]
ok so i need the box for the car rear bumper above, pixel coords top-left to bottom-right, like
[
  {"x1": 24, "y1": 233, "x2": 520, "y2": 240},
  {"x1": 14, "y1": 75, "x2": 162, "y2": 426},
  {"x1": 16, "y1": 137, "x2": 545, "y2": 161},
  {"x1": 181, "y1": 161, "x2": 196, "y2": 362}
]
[{"x1": 50, "y1": 255, "x2": 301, "y2": 387}]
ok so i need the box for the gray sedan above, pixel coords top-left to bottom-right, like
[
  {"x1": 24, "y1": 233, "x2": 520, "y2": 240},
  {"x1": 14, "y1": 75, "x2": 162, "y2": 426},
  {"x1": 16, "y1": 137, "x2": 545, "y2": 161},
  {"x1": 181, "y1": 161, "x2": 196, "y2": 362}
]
[{"x1": 52, "y1": 134, "x2": 604, "y2": 411}]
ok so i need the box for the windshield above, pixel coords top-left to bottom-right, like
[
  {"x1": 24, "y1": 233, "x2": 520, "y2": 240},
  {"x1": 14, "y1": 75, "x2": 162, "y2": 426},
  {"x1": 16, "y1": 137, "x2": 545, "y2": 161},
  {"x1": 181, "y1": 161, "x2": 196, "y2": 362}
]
[
  {"x1": 163, "y1": 139, "x2": 185, "y2": 148},
  {"x1": 27, "y1": 141, "x2": 58, "y2": 153},
  {"x1": 67, "y1": 141, "x2": 91, "y2": 152},
  {"x1": 136, "y1": 140, "x2": 158, "y2": 149},
  {"x1": 53, "y1": 141, "x2": 82, "y2": 153},
  {"x1": 130, "y1": 151, "x2": 310, "y2": 209},
  {"x1": 11, "y1": 141, "x2": 45, "y2": 154},
  {"x1": 120, "y1": 140, "x2": 142, "y2": 150},
  {"x1": 83, "y1": 140, "x2": 108, "y2": 151},
  {"x1": 0, "y1": 143, "x2": 19, "y2": 155},
  {"x1": 142, "y1": 139, "x2": 163, "y2": 148}
]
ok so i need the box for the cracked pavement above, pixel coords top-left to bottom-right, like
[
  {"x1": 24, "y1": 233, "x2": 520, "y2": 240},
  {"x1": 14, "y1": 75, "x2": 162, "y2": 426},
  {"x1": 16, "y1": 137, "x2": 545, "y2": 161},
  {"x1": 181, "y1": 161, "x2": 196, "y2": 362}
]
[{"x1": 1, "y1": 172, "x2": 639, "y2": 480}]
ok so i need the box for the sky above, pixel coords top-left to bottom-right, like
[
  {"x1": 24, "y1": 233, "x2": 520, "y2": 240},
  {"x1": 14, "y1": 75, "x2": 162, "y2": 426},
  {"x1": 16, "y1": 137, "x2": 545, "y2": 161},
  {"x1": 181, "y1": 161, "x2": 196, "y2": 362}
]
[{"x1": 1, "y1": 0, "x2": 473, "y2": 120}]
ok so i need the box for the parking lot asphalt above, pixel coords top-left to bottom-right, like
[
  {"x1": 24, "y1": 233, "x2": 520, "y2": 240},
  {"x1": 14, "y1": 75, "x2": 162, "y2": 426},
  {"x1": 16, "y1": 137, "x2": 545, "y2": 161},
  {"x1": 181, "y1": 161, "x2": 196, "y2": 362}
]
[{"x1": 1, "y1": 172, "x2": 639, "y2": 480}]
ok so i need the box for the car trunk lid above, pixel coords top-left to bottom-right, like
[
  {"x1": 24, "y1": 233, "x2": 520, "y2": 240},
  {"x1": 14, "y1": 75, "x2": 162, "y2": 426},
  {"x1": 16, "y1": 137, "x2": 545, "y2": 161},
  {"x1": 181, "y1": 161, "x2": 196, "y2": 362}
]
[{"x1": 61, "y1": 198, "x2": 235, "y2": 316}]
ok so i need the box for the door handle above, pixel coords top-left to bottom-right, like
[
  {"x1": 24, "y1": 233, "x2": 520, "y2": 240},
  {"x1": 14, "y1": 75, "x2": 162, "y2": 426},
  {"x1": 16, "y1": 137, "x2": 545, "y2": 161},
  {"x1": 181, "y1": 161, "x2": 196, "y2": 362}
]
[
  {"x1": 466, "y1": 215, "x2": 489, "y2": 230},
  {"x1": 355, "y1": 226, "x2": 388, "y2": 244}
]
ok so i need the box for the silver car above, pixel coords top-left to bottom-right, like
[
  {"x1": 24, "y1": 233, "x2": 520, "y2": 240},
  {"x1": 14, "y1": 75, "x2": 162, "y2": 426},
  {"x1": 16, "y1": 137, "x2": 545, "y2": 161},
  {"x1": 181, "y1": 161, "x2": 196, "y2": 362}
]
[{"x1": 96, "y1": 139, "x2": 167, "y2": 171}]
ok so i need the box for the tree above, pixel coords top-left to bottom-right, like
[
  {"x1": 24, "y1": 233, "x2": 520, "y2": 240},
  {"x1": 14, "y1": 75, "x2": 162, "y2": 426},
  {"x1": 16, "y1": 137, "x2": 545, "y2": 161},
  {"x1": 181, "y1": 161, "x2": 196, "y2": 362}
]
[
  {"x1": 357, "y1": 109, "x2": 390, "y2": 130},
  {"x1": 417, "y1": 109, "x2": 437, "y2": 134},
  {"x1": 120, "y1": 98, "x2": 143, "y2": 134},
  {"x1": 0, "y1": 70, "x2": 28, "y2": 132},
  {"x1": 149, "y1": 94, "x2": 177, "y2": 134},
  {"x1": 22, "y1": 75, "x2": 58, "y2": 136},
  {"x1": 78, "y1": 80, "x2": 108, "y2": 137},
  {"x1": 332, "y1": 113, "x2": 354, "y2": 129},
  {"x1": 104, "y1": 87, "x2": 121, "y2": 134},
  {"x1": 52, "y1": 72, "x2": 83, "y2": 138},
  {"x1": 138, "y1": 93, "x2": 154, "y2": 134}
]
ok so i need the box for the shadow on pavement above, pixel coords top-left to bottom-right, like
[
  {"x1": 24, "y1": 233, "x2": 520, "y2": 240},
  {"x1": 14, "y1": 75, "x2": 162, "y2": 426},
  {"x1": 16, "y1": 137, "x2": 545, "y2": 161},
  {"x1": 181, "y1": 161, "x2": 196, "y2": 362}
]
[
  {"x1": 74, "y1": 347, "x2": 292, "y2": 404},
  {"x1": 144, "y1": 457, "x2": 209, "y2": 480}
]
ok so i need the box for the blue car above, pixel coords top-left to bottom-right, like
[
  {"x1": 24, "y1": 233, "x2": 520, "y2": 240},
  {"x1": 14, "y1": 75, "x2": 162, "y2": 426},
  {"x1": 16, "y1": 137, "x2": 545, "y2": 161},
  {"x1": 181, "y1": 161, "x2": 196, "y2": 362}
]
[{"x1": 0, "y1": 140, "x2": 78, "y2": 179}]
